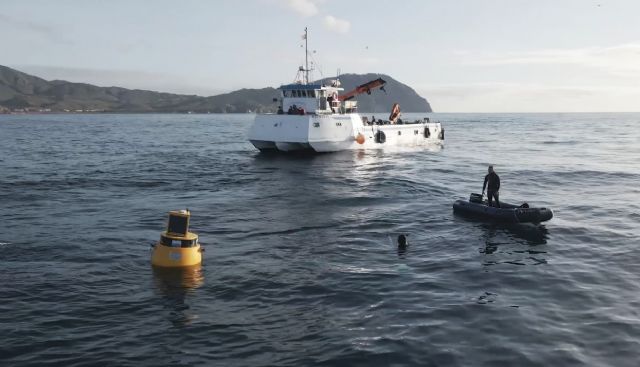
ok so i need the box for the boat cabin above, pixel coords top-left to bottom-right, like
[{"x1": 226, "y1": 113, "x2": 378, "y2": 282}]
[{"x1": 277, "y1": 83, "x2": 357, "y2": 115}]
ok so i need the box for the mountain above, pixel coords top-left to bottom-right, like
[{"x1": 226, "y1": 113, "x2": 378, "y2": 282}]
[{"x1": 0, "y1": 65, "x2": 432, "y2": 113}]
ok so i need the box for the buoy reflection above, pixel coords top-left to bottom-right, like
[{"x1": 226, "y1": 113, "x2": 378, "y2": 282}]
[{"x1": 152, "y1": 265, "x2": 204, "y2": 326}]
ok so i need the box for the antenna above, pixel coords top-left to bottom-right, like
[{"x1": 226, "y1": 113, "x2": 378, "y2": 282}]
[
  {"x1": 304, "y1": 27, "x2": 309, "y2": 84},
  {"x1": 296, "y1": 28, "x2": 315, "y2": 84}
]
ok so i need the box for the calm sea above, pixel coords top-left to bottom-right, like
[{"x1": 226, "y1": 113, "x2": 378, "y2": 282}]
[{"x1": 1, "y1": 113, "x2": 639, "y2": 366}]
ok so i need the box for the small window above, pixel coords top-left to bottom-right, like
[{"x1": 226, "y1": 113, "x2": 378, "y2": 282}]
[
  {"x1": 301, "y1": 90, "x2": 307, "y2": 97},
  {"x1": 181, "y1": 239, "x2": 195, "y2": 248},
  {"x1": 309, "y1": 90, "x2": 316, "y2": 98}
]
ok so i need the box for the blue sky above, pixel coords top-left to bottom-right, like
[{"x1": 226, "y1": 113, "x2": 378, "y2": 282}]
[{"x1": 2, "y1": 0, "x2": 639, "y2": 112}]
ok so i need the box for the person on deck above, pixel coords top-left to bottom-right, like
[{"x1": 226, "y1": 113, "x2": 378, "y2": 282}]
[{"x1": 482, "y1": 165, "x2": 501, "y2": 208}]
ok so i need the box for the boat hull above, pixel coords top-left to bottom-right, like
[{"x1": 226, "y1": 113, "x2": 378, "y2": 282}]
[
  {"x1": 248, "y1": 113, "x2": 444, "y2": 153},
  {"x1": 453, "y1": 200, "x2": 553, "y2": 223}
]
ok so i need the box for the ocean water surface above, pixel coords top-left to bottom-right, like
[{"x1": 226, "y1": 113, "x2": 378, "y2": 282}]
[{"x1": 1, "y1": 113, "x2": 639, "y2": 366}]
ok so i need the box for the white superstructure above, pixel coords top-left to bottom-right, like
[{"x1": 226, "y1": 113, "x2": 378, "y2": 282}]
[{"x1": 247, "y1": 29, "x2": 444, "y2": 153}]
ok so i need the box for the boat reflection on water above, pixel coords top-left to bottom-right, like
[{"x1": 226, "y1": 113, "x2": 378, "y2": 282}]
[
  {"x1": 482, "y1": 223, "x2": 549, "y2": 246},
  {"x1": 152, "y1": 265, "x2": 204, "y2": 326},
  {"x1": 479, "y1": 223, "x2": 550, "y2": 266}
]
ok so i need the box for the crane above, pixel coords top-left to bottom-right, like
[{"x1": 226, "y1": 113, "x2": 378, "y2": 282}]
[{"x1": 338, "y1": 78, "x2": 387, "y2": 101}]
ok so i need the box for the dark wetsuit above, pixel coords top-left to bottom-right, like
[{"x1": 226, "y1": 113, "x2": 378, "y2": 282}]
[{"x1": 483, "y1": 172, "x2": 501, "y2": 208}]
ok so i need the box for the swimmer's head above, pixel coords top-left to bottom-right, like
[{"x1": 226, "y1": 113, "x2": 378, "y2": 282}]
[{"x1": 397, "y1": 234, "x2": 408, "y2": 248}]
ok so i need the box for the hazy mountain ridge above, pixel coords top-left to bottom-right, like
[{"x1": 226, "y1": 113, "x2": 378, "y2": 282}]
[{"x1": 0, "y1": 65, "x2": 432, "y2": 113}]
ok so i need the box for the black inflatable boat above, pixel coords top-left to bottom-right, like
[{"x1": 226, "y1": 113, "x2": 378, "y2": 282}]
[{"x1": 453, "y1": 193, "x2": 553, "y2": 223}]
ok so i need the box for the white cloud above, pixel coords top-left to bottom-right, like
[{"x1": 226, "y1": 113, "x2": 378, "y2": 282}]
[
  {"x1": 417, "y1": 82, "x2": 640, "y2": 112},
  {"x1": 323, "y1": 15, "x2": 350, "y2": 33},
  {"x1": 285, "y1": 0, "x2": 318, "y2": 17},
  {"x1": 430, "y1": 43, "x2": 640, "y2": 111},
  {"x1": 0, "y1": 13, "x2": 71, "y2": 44},
  {"x1": 460, "y1": 44, "x2": 640, "y2": 78},
  {"x1": 275, "y1": 2, "x2": 352, "y2": 33}
]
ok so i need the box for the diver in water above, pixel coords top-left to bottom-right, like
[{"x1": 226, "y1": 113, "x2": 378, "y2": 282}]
[
  {"x1": 482, "y1": 165, "x2": 501, "y2": 208},
  {"x1": 397, "y1": 234, "x2": 408, "y2": 251}
]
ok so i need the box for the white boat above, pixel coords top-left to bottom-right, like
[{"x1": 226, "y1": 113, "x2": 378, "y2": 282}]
[{"x1": 247, "y1": 29, "x2": 444, "y2": 153}]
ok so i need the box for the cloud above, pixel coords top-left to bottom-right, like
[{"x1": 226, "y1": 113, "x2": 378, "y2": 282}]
[
  {"x1": 0, "y1": 13, "x2": 52, "y2": 34},
  {"x1": 460, "y1": 44, "x2": 640, "y2": 78},
  {"x1": 323, "y1": 15, "x2": 350, "y2": 33},
  {"x1": 285, "y1": 0, "x2": 318, "y2": 17},
  {"x1": 275, "y1": 1, "x2": 352, "y2": 33},
  {"x1": 417, "y1": 82, "x2": 640, "y2": 112},
  {"x1": 0, "y1": 13, "x2": 70, "y2": 44}
]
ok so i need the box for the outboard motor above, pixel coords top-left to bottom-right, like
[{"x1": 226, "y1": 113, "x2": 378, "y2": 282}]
[{"x1": 469, "y1": 193, "x2": 483, "y2": 203}]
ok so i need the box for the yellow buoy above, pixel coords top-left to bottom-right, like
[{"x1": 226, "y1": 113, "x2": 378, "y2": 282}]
[{"x1": 151, "y1": 210, "x2": 203, "y2": 268}]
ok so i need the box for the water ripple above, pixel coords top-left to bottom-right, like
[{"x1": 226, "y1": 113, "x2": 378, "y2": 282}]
[{"x1": 1, "y1": 113, "x2": 640, "y2": 366}]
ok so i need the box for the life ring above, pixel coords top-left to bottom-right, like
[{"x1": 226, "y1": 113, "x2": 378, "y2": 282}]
[
  {"x1": 424, "y1": 127, "x2": 431, "y2": 138},
  {"x1": 375, "y1": 130, "x2": 386, "y2": 144},
  {"x1": 355, "y1": 133, "x2": 365, "y2": 144}
]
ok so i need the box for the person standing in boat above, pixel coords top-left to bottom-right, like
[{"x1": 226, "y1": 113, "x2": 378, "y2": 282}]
[{"x1": 482, "y1": 165, "x2": 501, "y2": 208}]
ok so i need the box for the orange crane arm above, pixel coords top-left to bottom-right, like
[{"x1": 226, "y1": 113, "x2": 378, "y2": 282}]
[{"x1": 338, "y1": 78, "x2": 387, "y2": 101}]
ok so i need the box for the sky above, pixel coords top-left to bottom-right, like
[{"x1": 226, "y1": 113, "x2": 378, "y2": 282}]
[{"x1": 1, "y1": 0, "x2": 639, "y2": 112}]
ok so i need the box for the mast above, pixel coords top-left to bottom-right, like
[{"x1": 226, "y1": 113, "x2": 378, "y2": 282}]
[{"x1": 304, "y1": 27, "x2": 309, "y2": 84}]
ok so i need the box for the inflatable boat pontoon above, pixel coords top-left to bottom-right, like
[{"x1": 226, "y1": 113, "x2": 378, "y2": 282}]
[{"x1": 453, "y1": 193, "x2": 553, "y2": 224}]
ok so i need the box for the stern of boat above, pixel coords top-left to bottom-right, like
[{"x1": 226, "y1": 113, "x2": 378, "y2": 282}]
[{"x1": 248, "y1": 114, "x2": 314, "y2": 152}]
